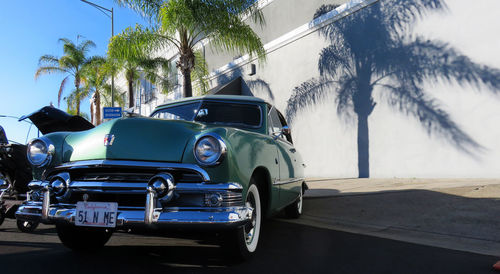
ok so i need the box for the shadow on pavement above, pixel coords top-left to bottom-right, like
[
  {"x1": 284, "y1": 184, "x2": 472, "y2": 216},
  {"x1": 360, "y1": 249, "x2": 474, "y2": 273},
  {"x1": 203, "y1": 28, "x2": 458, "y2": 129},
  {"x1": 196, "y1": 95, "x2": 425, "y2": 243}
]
[{"x1": 0, "y1": 218, "x2": 497, "y2": 274}]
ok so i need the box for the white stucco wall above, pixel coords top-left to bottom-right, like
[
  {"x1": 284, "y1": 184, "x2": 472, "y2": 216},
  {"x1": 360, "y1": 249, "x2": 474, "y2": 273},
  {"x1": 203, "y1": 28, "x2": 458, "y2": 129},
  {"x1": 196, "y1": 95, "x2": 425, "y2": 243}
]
[
  {"x1": 368, "y1": 0, "x2": 500, "y2": 178},
  {"x1": 208, "y1": 0, "x2": 500, "y2": 178}
]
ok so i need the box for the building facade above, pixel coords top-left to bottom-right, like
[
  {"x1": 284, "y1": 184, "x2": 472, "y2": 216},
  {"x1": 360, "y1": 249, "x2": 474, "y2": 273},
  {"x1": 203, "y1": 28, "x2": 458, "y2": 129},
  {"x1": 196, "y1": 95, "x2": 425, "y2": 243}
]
[{"x1": 123, "y1": 0, "x2": 500, "y2": 178}]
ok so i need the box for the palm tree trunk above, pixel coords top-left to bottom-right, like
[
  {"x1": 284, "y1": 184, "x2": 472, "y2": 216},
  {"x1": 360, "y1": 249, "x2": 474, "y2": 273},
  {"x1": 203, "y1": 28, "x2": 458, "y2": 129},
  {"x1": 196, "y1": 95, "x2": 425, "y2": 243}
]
[
  {"x1": 128, "y1": 80, "x2": 134, "y2": 108},
  {"x1": 95, "y1": 90, "x2": 101, "y2": 125},
  {"x1": 90, "y1": 101, "x2": 94, "y2": 124},
  {"x1": 75, "y1": 77, "x2": 81, "y2": 115},
  {"x1": 182, "y1": 69, "x2": 193, "y2": 98},
  {"x1": 76, "y1": 100, "x2": 81, "y2": 116},
  {"x1": 357, "y1": 113, "x2": 370, "y2": 178}
]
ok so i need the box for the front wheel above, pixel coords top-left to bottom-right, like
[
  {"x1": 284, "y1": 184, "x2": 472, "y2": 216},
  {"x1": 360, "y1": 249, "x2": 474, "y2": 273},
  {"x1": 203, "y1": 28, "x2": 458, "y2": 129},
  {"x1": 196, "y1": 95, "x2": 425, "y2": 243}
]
[
  {"x1": 17, "y1": 219, "x2": 39, "y2": 233},
  {"x1": 56, "y1": 225, "x2": 113, "y2": 251},
  {"x1": 222, "y1": 183, "x2": 262, "y2": 260}
]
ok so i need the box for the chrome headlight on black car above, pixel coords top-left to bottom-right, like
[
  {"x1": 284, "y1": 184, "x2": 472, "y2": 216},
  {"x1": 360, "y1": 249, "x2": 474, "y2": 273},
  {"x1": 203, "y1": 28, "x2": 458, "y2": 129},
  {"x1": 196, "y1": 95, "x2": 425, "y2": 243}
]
[
  {"x1": 194, "y1": 133, "x2": 227, "y2": 166},
  {"x1": 27, "y1": 137, "x2": 55, "y2": 167}
]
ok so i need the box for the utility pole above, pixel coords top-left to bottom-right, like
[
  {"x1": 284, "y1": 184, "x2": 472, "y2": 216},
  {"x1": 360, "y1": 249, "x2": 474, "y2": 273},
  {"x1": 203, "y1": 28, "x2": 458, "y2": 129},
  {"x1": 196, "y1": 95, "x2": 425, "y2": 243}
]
[{"x1": 81, "y1": 0, "x2": 115, "y2": 106}]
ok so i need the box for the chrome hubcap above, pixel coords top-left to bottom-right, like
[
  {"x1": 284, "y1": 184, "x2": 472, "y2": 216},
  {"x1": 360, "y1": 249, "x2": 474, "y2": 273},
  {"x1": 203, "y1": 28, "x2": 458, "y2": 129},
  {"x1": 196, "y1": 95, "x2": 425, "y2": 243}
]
[
  {"x1": 298, "y1": 190, "x2": 303, "y2": 214},
  {"x1": 245, "y1": 198, "x2": 256, "y2": 244}
]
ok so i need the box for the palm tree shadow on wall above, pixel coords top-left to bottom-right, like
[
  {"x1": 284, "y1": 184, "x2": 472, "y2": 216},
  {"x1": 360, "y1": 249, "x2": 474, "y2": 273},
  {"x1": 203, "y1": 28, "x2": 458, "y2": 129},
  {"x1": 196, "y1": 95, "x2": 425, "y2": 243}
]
[{"x1": 286, "y1": 0, "x2": 500, "y2": 178}]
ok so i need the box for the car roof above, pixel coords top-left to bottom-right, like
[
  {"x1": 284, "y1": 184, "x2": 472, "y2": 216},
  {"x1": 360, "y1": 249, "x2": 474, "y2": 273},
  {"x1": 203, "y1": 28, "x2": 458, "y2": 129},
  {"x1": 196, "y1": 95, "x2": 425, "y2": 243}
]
[{"x1": 155, "y1": 95, "x2": 267, "y2": 109}]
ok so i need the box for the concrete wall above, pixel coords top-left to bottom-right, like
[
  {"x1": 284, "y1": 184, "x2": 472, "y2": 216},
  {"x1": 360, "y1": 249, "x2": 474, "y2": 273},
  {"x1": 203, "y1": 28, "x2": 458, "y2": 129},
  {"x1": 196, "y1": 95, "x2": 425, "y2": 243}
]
[
  {"x1": 205, "y1": 0, "x2": 348, "y2": 72},
  {"x1": 205, "y1": 0, "x2": 500, "y2": 178}
]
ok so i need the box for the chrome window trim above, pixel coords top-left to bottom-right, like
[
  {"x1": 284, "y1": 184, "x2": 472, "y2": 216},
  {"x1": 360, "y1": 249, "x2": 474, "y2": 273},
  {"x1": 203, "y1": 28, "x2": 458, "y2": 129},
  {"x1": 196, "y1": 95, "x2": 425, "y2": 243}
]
[
  {"x1": 152, "y1": 99, "x2": 264, "y2": 129},
  {"x1": 197, "y1": 99, "x2": 264, "y2": 129},
  {"x1": 150, "y1": 101, "x2": 202, "y2": 121},
  {"x1": 55, "y1": 160, "x2": 211, "y2": 182}
]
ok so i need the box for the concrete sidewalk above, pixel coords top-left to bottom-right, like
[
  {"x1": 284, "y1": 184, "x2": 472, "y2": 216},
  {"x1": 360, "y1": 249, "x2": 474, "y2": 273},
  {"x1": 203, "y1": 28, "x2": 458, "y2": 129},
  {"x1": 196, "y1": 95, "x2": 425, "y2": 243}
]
[{"x1": 283, "y1": 178, "x2": 500, "y2": 257}]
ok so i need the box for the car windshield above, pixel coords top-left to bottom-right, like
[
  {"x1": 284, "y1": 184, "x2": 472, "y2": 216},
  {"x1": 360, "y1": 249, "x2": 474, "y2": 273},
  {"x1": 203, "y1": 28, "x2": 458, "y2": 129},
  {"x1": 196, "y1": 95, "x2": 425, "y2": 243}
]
[{"x1": 151, "y1": 101, "x2": 262, "y2": 128}]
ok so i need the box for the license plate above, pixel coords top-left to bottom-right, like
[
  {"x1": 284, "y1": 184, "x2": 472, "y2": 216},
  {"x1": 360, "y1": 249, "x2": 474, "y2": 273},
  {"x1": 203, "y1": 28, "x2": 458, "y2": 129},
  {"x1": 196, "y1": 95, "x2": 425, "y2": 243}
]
[{"x1": 75, "y1": 202, "x2": 118, "y2": 228}]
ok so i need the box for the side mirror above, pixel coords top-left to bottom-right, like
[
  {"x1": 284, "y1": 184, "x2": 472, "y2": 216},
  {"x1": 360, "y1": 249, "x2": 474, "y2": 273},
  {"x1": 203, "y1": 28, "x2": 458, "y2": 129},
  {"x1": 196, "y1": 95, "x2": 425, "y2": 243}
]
[
  {"x1": 273, "y1": 126, "x2": 291, "y2": 140},
  {"x1": 282, "y1": 126, "x2": 291, "y2": 136},
  {"x1": 196, "y1": 108, "x2": 208, "y2": 118}
]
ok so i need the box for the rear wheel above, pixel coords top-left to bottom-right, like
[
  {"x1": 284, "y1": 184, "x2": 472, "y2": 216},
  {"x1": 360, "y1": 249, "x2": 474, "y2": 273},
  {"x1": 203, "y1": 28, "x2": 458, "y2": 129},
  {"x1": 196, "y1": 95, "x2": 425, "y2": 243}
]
[
  {"x1": 0, "y1": 208, "x2": 4, "y2": 226},
  {"x1": 222, "y1": 183, "x2": 262, "y2": 260},
  {"x1": 285, "y1": 186, "x2": 303, "y2": 219},
  {"x1": 16, "y1": 219, "x2": 39, "y2": 233},
  {"x1": 56, "y1": 224, "x2": 113, "y2": 251}
]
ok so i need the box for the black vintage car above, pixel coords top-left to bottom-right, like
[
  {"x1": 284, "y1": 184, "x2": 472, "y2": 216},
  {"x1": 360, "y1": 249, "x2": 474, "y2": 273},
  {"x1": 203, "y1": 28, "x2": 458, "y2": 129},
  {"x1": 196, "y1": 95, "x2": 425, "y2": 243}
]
[
  {"x1": 0, "y1": 125, "x2": 36, "y2": 231},
  {"x1": 0, "y1": 106, "x2": 93, "y2": 232}
]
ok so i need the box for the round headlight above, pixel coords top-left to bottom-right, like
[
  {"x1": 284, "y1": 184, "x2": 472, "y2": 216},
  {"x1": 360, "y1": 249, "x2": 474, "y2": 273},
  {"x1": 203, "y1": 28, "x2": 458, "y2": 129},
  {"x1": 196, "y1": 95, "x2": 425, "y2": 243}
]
[
  {"x1": 27, "y1": 138, "x2": 54, "y2": 167},
  {"x1": 193, "y1": 133, "x2": 227, "y2": 166}
]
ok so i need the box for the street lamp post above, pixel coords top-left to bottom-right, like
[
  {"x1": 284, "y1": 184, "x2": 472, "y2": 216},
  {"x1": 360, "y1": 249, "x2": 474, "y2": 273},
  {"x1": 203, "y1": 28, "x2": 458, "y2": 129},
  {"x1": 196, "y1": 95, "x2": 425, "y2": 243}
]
[{"x1": 81, "y1": 0, "x2": 115, "y2": 107}]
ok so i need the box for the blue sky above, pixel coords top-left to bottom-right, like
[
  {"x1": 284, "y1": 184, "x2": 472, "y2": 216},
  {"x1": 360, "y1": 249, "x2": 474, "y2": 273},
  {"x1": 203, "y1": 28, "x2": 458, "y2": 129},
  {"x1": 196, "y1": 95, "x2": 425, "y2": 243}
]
[{"x1": 0, "y1": 0, "x2": 147, "y2": 143}]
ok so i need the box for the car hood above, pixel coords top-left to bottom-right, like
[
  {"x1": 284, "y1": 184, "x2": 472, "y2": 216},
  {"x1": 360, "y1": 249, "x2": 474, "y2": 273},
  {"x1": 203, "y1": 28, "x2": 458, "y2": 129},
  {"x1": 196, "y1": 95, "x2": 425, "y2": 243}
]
[
  {"x1": 62, "y1": 117, "x2": 204, "y2": 163},
  {"x1": 19, "y1": 106, "x2": 94, "y2": 135}
]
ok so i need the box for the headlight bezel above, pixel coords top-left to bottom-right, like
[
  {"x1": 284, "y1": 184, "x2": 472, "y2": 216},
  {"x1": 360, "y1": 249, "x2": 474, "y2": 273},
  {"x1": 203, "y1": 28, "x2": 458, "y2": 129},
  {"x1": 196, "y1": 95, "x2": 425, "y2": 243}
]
[
  {"x1": 27, "y1": 137, "x2": 55, "y2": 167},
  {"x1": 193, "y1": 133, "x2": 227, "y2": 166}
]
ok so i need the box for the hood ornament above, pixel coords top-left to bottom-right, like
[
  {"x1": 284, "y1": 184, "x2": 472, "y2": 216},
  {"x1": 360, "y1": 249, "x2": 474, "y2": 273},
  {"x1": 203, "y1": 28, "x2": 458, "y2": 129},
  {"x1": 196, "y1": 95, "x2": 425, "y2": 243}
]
[{"x1": 104, "y1": 134, "x2": 115, "y2": 146}]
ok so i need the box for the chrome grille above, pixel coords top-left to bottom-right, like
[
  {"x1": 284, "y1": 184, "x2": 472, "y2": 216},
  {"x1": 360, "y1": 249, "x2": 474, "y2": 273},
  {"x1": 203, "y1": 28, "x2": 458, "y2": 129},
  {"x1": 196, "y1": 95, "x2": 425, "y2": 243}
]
[
  {"x1": 46, "y1": 162, "x2": 206, "y2": 207},
  {"x1": 66, "y1": 168, "x2": 204, "y2": 184}
]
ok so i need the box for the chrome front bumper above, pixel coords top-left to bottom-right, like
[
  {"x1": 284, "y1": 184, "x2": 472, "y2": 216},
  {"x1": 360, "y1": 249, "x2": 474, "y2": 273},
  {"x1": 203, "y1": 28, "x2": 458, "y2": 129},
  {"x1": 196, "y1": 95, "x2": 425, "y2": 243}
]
[{"x1": 16, "y1": 202, "x2": 252, "y2": 229}]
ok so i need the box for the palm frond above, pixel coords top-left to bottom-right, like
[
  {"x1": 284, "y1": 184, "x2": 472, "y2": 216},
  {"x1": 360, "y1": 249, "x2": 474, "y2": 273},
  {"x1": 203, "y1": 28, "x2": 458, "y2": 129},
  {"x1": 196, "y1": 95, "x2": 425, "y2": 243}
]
[
  {"x1": 101, "y1": 84, "x2": 126, "y2": 107},
  {"x1": 286, "y1": 77, "x2": 337, "y2": 124},
  {"x1": 109, "y1": 26, "x2": 166, "y2": 62},
  {"x1": 78, "y1": 39, "x2": 96, "y2": 54},
  {"x1": 34, "y1": 66, "x2": 66, "y2": 80},
  {"x1": 409, "y1": 38, "x2": 500, "y2": 91},
  {"x1": 114, "y1": 0, "x2": 163, "y2": 22},
  {"x1": 382, "y1": 0, "x2": 446, "y2": 34},
  {"x1": 207, "y1": 18, "x2": 266, "y2": 61},
  {"x1": 58, "y1": 76, "x2": 70, "y2": 107},
  {"x1": 318, "y1": 44, "x2": 353, "y2": 78},
  {"x1": 191, "y1": 50, "x2": 208, "y2": 95},
  {"x1": 38, "y1": 55, "x2": 60, "y2": 66},
  {"x1": 381, "y1": 83, "x2": 482, "y2": 155}
]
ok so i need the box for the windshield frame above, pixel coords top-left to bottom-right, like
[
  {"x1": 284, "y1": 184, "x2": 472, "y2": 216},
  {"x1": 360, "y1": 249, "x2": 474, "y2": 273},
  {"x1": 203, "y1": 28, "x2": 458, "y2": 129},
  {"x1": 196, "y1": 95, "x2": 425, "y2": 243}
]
[{"x1": 150, "y1": 99, "x2": 264, "y2": 130}]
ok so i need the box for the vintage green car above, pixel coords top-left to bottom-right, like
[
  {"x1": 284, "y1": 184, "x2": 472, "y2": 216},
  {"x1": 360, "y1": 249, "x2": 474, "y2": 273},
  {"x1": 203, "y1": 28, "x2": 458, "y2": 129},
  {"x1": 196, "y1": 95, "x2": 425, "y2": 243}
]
[{"x1": 16, "y1": 95, "x2": 306, "y2": 258}]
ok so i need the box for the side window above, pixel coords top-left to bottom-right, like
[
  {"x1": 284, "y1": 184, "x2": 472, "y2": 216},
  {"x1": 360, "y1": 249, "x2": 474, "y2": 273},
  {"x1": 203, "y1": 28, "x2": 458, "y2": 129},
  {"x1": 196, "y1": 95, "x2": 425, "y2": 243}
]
[{"x1": 152, "y1": 102, "x2": 199, "y2": 121}]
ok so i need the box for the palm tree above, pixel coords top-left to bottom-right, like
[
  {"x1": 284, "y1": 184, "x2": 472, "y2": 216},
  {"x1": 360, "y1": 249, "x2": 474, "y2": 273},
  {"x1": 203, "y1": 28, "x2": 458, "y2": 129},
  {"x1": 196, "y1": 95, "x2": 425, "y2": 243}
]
[
  {"x1": 108, "y1": 27, "x2": 174, "y2": 108},
  {"x1": 81, "y1": 56, "x2": 110, "y2": 125},
  {"x1": 35, "y1": 38, "x2": 96, "y2": 115},
  {"x1": 112, "y1": 0, "x2": 266, "y2": 97},
  {"x1": 286, "y1": 0, "x2": 500, "y2": 178}
]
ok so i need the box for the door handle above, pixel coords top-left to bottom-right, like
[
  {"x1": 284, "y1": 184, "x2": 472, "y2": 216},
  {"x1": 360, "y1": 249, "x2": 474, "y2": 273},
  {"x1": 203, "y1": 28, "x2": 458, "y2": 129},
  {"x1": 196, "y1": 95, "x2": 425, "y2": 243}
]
[{"x1": 289, "y1": 148, "x2": 296, "y2": 153}]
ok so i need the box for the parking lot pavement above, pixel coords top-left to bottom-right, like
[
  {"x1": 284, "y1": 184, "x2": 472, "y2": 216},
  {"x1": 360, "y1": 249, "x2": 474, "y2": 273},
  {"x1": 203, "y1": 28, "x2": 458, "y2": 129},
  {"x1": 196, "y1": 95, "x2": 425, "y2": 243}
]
[
  {"x1": 0, "y1": 218, "x2": 498, "y2": 274},
  {"x1": 289, "y1": 178, "x2": 500, "y2": 257}
]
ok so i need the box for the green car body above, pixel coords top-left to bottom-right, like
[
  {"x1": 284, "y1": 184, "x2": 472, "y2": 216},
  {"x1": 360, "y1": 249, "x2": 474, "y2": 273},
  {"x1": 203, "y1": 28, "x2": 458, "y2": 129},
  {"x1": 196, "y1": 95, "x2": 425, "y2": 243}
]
[{"x1": 17, "y1": 95, "x2": 305, "y2": 256}]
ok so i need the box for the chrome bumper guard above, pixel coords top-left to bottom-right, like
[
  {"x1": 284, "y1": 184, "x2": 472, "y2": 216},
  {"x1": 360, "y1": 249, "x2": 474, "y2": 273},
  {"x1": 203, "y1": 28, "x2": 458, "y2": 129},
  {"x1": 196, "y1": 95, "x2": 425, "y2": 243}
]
[{"x1": 16, "y1": 182, "x2": 251, "y2": 229}]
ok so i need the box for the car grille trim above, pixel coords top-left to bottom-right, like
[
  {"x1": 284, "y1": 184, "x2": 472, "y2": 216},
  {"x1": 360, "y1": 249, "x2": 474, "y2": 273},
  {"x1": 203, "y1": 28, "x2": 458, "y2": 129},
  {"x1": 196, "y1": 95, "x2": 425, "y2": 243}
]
[{"x1": 54, "y1": 160, "x2": 210, "y2": 181}]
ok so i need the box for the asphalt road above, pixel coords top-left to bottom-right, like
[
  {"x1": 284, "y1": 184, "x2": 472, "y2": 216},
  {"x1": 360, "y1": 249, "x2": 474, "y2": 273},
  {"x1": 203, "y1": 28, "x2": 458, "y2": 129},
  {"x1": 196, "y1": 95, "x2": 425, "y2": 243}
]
[{"x1": 0, "y1": 218, "x2": 497, "y2": 274}]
